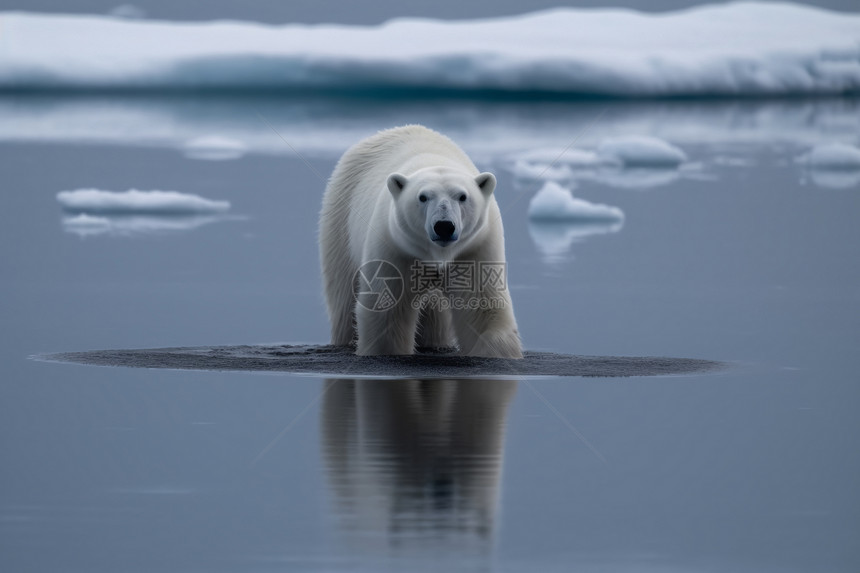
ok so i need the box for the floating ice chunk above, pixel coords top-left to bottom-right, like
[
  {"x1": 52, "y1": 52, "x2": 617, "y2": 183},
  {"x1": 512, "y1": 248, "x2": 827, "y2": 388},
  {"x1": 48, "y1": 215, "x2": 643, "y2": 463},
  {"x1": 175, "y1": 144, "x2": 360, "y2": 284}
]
[
  {"x1": 58, "y1": 189, "x2": 235, "y2": 237},
  {"x1": 183, "y1": 135, "x2": 247, "y2": 161},
  {"x1": 510, "y1": 140, "x2": 687, "y2": 188},
  {"x1": 57, "y1": 189, "x2": 230, "y2": 214},
  {"x1": 798, "y1": 143, "x2": 860, "y2": 169},
  {"x1": 61, "y1": 213, "x2": 233, "y2": 237},
  {"x1": 527, "y1": 182, "x2": 625, "y2": 263},
  {"x1": 597, "y1": 136, "x2": 687, "y2": 167},
  {"x1": 528, "y1": 182, "x2": 624, "y2": 222}
]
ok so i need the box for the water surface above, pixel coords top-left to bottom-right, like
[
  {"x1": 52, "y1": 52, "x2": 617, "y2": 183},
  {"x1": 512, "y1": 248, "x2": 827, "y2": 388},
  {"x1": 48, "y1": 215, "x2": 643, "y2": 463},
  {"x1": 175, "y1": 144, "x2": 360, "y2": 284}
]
[{"x1": 1, "y1": 95, "x2": 859, "y2": 572}]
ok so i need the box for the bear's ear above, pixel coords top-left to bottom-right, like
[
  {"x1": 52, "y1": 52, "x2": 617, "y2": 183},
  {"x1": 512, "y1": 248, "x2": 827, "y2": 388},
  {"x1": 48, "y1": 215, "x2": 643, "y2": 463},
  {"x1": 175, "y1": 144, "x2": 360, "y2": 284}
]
[
  {"x1": 387, "y1": 173, "x2": 408, "y2": 197},
  {"x1": 475, "y1": 172, "x2": 496, "y2": 196}
]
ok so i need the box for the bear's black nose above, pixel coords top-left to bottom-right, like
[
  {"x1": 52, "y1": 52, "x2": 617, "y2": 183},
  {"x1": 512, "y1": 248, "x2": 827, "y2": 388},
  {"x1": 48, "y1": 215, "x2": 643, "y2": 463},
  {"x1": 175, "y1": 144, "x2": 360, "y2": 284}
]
[{"x1": 433, "y1": 220, "x2": 456, "y2": 241}]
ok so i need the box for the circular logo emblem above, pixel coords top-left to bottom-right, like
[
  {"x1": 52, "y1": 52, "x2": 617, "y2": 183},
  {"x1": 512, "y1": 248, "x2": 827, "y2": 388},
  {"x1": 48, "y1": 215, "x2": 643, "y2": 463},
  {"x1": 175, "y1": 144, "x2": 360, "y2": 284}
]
[{"x1": 354, "y1": 260, "x2": 404, "y2": 312}]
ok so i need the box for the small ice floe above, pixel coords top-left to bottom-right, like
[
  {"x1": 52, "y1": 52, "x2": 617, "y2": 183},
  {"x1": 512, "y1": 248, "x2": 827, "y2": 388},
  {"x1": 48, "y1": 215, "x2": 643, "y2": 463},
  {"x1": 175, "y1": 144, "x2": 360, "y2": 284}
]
[
  {"x1": 57, "y1": 189, "x2": 230, "y2": 214},
  {"x1": 506, "y1": 137, "x2": 688, "y2": 190},
  {"x1": 183, "y1": 135, "x2": 247, "y2": 161},
  {"x1": 596, "y1": 136, "x2": 687, "y2": 168},
  {"x1": 797, "y1": 143, "x2": 860, "y2": 189},
  {"x1": 57, "y1": 189, "x2": 233, "y2": 237},
  {"x1": 589, "y1": 137, "x2": 688, "y2": 189},
  {"x1": 527, "y1": 182, "x2": 624, "y2": 264},
  {"x1": 528, "y1": 181, "x2": 624, "y2": 222}
]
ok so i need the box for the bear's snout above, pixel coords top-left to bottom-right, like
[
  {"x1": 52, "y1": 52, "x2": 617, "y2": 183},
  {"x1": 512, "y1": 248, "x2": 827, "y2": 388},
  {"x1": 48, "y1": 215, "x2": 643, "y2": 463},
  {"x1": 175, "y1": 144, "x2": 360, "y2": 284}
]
[{"x1": 433, "y1": 220, "x2": 457, "y2": 242}]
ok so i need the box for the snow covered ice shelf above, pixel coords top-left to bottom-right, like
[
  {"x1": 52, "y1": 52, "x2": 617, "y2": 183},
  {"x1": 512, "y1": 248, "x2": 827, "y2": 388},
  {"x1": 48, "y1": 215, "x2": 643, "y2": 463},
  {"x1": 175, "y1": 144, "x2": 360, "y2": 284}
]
[{"x1": 1, "y1": 2, "x2": 859, "y2": 96}]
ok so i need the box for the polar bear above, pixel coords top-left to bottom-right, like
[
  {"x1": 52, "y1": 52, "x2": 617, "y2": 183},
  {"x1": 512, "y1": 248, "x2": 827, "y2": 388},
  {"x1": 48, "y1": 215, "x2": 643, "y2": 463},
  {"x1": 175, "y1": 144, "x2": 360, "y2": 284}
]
[{"x1": 319, "y1": 125, "x2": 522, "y2": 358}]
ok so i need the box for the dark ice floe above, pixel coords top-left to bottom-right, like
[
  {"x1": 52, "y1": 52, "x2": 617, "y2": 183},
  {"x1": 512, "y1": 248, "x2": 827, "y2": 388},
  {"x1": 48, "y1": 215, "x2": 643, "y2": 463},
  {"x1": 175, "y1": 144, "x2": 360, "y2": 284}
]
[{"x1": 40, "y1": 344, "x2": 722, "y2": 378}]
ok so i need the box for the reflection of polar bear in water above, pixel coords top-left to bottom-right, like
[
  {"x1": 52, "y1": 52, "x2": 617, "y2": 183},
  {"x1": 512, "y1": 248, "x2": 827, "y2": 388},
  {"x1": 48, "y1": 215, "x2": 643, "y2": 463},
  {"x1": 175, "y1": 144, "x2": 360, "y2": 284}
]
[
  {"x1": 319, "y1": 125, "x2": 522, "y2": 358},
  {"x1": 321, "y1": 378, "x2": 516, "y2": 554}
]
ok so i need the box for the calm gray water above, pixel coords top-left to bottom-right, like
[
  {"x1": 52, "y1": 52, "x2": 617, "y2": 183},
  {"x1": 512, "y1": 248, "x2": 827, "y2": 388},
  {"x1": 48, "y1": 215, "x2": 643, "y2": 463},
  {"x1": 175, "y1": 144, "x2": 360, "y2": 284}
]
[{"x1": 1, "y1": 95, "x2": 859, "y2": 572}]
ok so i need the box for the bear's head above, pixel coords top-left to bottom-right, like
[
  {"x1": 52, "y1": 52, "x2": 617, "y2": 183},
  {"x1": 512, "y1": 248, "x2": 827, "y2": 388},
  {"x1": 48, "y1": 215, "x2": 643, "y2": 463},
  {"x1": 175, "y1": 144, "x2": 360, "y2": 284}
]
[{"x1": 386, "y1": 167, "x2": 496, "y2": 257}]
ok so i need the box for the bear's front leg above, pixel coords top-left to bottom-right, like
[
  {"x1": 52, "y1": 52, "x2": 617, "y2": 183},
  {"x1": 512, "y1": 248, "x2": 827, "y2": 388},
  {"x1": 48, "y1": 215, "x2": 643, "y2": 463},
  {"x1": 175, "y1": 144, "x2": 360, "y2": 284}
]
[
  {"x1": 415, "y1": 301, "x2": 455, "y2": 350},
  {"x1": 356, "y1": 298, "x2": 420, "y2": 356},
  {"x1": 450, "y1": 291, "x2": 523, "y2": 359}
]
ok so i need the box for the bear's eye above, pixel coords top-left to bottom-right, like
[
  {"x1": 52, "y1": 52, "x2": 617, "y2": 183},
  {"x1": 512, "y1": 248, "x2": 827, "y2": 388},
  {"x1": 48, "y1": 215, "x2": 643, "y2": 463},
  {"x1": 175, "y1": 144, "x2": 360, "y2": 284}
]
[
  {"x1": 458, "y1": 194, "x2": 467, "y2": 202},
  {"x1": 419, "y1": 194, "x2": 428, "y2": 203}
]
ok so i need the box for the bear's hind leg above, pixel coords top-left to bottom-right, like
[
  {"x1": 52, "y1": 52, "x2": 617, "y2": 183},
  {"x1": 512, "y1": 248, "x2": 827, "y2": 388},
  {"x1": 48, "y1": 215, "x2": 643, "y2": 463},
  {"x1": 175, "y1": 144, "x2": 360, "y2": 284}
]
[{"x1": 324, "y1": 265, "x2": 358, "y2": 346}]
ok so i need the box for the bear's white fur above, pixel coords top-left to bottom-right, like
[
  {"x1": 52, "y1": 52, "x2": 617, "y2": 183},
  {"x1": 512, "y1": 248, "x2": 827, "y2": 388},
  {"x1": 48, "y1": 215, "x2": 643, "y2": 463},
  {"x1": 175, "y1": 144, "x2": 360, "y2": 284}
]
[{"x1": 319, "y1": 125, "x2": 522, "y2": 358}]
